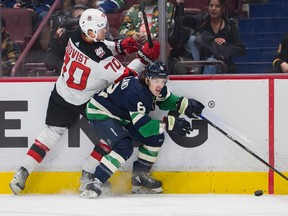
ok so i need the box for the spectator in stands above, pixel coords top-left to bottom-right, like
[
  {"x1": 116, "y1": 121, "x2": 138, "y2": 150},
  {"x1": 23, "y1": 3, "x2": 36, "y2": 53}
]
[
  {"x1": 97, "y1": 0, "x2": 125, "y2": 13},
  {"x1": 44, "y1": 4, "x2": 88, "y2": 75},
  {"x1": 62, "y1": 0, "x2": 94, "y2": 9},
  {"x1": 226, "y1": 0, "x2": 242, "y2": 21},
  {"x1": 3, "y1": 0, "x2": 55, "y2": 31},
  {"x1": 1, "y1": 17, "x2": 21, "y2": 77},
  {"x1": 177, "y1": 0, "x2": 245, "y2": 74},
  {"x1": 63, "y1": 0, "x2": 125, "y2": 13},
  {"x1": 273, "y1": 34, "x2": 288, "y2": 73},
  {"x1": 3, "y1": 0, "x2": 55, "y2": 50},
  {"x1": 168, "y1": 0, "x2": 191, "y2": 75},
  {"x1": 118, "y1": 0, "x2": 175, "y2": 45}
]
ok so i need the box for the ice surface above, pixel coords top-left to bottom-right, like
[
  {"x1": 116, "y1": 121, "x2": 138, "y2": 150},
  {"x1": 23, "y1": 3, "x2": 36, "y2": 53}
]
[{"x1": 0, "y1": 193, "x2": 287, "y2": 216}]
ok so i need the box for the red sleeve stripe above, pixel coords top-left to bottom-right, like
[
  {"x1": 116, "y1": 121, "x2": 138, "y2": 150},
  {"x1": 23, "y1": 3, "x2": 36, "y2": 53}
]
[
  {"x1": 27, "y1": 149, "x2": 44, "y2": 163},
  {"x1": 114, "y1": 68, "x2": 132, "y2": 83},
  {"x1": 91, "y1": 150, "x2": 103, "y2": 161}
]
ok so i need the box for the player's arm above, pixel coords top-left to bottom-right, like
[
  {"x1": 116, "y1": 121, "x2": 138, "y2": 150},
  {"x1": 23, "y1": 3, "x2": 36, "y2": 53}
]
[
  {"x1": 103, "y1": 41, "x2": 160, "y2": 83},
  {"x1": 104, "y1": 38, "x2": 138, "y2": 56},
  {"x1": 125, "y1": 39, "x2": 161, "y2": 76},
  {"x1": 99, "y1": 55, "x2": 140, "y2": 84},
  {"x1": 156, "y1": 87, "x2": 180, "y2": 111},
  {"x1": 128, "y1": 96, "x2": 163, "y2": 138},
  {"x1": 156, "y1": 87, "x2": 205, "y2": 118},
  {"x1": 130, "y1": 108, "x2": 191, "y2": 138},
  {"x1": 128, "y1": 95, "x2": 190, "y2": 138}
]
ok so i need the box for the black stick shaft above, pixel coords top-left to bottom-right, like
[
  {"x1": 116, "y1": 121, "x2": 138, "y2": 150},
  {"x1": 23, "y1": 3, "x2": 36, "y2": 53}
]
[
  {"x1": 200, "y1": 114, "x2": 288, "y2": 181},
  {"x1": 140, "y1": 0, "x2": 153, "y2": 48}
]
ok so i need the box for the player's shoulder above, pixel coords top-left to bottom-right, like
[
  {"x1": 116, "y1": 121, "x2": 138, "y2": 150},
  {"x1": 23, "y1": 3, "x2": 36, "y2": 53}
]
[
  {"x1": 122, "y1": 76, "x2": 139, "y2": 89},
  {"x1": 121, "y1": 76, "x2": 146, "y2": 95},
  {"x1": 122, "y1": 77, "x2": 152, "y2": 107},
  {"x1": 69, "y1": 29, "x2": 113, "y2": 61}
]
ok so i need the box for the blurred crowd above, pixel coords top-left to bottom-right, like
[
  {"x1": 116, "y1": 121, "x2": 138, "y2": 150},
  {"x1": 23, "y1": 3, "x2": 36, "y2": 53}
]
[{"x1": 1, "y1": 0, "x2": 287, "y2": 77}]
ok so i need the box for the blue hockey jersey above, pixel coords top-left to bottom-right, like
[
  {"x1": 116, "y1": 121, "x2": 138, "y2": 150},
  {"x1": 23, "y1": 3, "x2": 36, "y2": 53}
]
[{"x1": 86, "y1": 76, "x2": 180, "y2": 138}]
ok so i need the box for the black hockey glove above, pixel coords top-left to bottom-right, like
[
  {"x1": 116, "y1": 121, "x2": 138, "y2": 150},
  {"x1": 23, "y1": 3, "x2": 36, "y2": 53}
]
[
  {"x1": 164, "y1": 115, "x2": 192, "y2": 136},
  {"x1": 177, "y1": 97, "x2": 205, "y2": 118}
]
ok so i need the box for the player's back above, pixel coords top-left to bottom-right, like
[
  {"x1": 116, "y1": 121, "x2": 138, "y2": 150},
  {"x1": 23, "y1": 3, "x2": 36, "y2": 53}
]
[
  {"x1": 56, "y1": 28, "x2": 127, "y2": 106},
  {"x1": 89, "y1": 76, "x2": 153, "y2": 121}
]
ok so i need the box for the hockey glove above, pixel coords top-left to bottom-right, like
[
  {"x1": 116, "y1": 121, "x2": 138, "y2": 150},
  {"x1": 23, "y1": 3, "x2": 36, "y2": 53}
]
[
  {"x1": 137, "y1": 40, "x2": 160, "y2": 65},
  {"x1": 116, "y1": 37, "x2": 138, "y2": 55},
  {"x1": 177, "y1": 97, "x2": 205, "y2": 118},
  {"x1": 164, "y1": 115, "x2": 191, "y2": 136}
]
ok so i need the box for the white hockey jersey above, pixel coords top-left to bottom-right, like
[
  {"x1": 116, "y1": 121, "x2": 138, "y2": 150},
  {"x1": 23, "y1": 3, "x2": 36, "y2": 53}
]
[{"x1": 56, "y1": 28, "x2": 145, "y2": 105}]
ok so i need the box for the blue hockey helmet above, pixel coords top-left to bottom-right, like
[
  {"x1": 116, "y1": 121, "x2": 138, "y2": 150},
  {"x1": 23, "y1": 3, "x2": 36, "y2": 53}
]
[{"x1": 145, "y1": 61, "x2": 168, "y2": 79}]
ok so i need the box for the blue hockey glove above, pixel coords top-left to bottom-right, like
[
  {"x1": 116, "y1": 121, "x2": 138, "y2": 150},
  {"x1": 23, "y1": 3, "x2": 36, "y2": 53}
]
[
  {"x1": 177, "y1": 97, "x2": 205, "y2": 118},
  {"x1": 164, "y1": 115, "x2": 191, "y2": 136}
]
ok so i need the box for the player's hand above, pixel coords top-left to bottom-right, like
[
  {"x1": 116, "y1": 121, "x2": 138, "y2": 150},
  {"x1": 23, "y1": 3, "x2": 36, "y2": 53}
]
[
  {"x1": 177, "y1": 97, "x2": 205, "y2": 118},
  {"x1": 164, "y1": 115, "x2": 191, "y2": 136},
  {"x1": 132, "y1": 32, "x2": 147, "y2": 44},
  {"x1": 13, "y1": 3, "x2": 21, "y2": 8},
  {"x1": 280, "y1": 62, "x2": 288, "y2": 73},
  {"x1": 54, "y1": 28, "x2": 64, "y2": 39},
  {"x1": 137, "y1": 40, "x2": 160, "y2": 65},
  {"x1": 215, "y1": 37, "x2": 226, "y2": 45},
  {"x1": 116, "y1": 37, "x2": 138, "y2": 55}
]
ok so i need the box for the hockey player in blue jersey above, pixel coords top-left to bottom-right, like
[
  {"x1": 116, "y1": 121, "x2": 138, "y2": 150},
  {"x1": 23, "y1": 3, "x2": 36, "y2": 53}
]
[{"x1": 80, "y1": 61, "x2": 205, "y2": 198}]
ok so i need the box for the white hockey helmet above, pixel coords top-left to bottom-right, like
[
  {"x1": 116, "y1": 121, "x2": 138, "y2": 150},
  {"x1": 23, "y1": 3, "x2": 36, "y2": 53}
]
[{"x1": 79, "y1": 8, "x2": 108, "y2": 38}]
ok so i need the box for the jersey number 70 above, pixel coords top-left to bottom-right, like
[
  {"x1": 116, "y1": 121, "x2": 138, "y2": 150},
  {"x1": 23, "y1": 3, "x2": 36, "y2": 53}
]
[{"x1": 62, "y1": 53, "x2": 91, "y2": 90}]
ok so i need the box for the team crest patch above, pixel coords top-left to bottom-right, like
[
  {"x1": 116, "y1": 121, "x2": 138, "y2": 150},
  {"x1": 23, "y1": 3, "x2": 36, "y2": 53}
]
[{"x1": 95, "y1": 47, "x2": 105, "y2": 58}]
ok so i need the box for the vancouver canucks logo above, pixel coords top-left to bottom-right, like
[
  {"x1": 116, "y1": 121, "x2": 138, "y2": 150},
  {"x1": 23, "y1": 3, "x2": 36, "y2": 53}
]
[{"x1": 95, "y1": 47, "x2": 105, "y2": 58}]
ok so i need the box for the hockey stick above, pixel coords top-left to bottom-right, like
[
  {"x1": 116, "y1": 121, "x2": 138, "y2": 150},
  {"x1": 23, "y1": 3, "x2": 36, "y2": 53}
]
[
  {"x1": 140, "y1": 0, "x2": 153, "y2": 48},
  {"x1": 195, "y1": 114, "x2": 288, "y2": 181}
]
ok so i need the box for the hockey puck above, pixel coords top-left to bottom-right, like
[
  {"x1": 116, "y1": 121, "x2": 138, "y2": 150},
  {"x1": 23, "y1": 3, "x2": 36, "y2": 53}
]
[{"x1": 254, "y1": 190, "x2": 263, "y2": 196}]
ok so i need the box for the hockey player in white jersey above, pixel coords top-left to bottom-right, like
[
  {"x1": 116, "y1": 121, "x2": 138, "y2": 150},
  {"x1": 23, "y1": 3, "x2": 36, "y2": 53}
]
[{"x1": 9, "y1": 8, "x2": 161, "y2": 195}]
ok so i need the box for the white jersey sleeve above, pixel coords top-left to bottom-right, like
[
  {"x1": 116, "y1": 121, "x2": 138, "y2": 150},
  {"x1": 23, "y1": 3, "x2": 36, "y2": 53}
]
[
  {"x1": 104, "y1": 39, "x2": 146, "y2": 76},
  {"x1": 104, "y1": 39, "x2": 118, "y2": 56}
]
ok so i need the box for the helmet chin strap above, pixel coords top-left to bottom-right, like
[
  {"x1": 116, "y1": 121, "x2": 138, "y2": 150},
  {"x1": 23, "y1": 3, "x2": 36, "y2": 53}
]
[
  {"x1": 93, "y1": 33, "x2": 99, "y2": 42},
  {"x1": 86, "y1": 30, "x2": 106, "y2": 42},
  {"x1": 86, "y1": 32, "x2": 102, "y2": 42}
]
